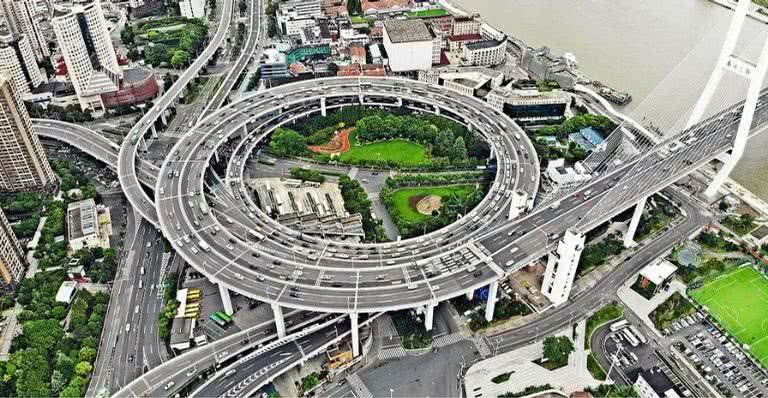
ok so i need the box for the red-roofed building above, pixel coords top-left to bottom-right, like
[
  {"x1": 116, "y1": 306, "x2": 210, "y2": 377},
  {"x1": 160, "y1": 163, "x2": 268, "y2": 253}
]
[
  {"x1": 350, "y1": 44, "x2": 367, "y2": 64},
  {"x1": 337, "y1": 63, "x2": 385, "y2": 77},
  {"x1": 448, "y1": 33, "x2": 482, "y2": 53}
]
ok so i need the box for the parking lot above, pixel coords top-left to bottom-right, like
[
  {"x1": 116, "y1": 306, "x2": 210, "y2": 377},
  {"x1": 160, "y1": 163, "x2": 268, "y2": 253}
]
[{"x1": 670, "y1": 316, "x2": 768, "y2": 398}]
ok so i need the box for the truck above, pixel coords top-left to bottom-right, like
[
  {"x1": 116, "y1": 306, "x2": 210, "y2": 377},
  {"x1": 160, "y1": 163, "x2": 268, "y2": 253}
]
[{"x1": 198, "y1": 240, "x2": 212, "y2": 253}]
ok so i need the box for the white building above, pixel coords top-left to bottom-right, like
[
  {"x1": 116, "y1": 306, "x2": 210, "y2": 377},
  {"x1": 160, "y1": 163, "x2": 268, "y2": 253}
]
[
  {"x1": 418, "y1": 67, "x2": 504, "y2": 97},
  {"x1": 0, "y1": 31, "x2": 43, "y2": 98},
  {"x1": 276, "y1": 0, "x2": 321, "y2": 36},
  {"x1": 339, "y1": 28, "x2": 368, "y2": 46},
  {"x1": 383, "y1": 19, "x2": 435, "y2": 72},
  {"x1": 66, "y1": 198, "x2": 112, "y2": 253},
  {"x1": 541, "y1": 228, "x2": 585, "y2": 306},
  {"x1": 179, "y1": 0, "x2": 205, "y2": 18},
  {"x1": 463, "y1": 39, "x2": 504, "y2": 67},
  {"x1": 52, "y1": 0, "x2": 121, "y2": 111},
  {"x1": 0, "y1": 0, "x2": 49, "y2": 61},
  {"x1": 452, "y1": 15, "x2": 480, "y2": 36},
  {"x1": 546, "y1": 158, "x2": 591, "y2": 189}
]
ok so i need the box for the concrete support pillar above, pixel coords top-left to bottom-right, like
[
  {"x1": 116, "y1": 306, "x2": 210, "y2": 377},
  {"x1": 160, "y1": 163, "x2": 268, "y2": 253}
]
[
  {"x1": 358, "y1": 94, "x2": 364, "y2": 104},
  {"x1": 350, "y1": 312, "x2": 360, "y2": 357},
  {"x1": 465, "y1": 289, "x2": 473, "y2": 300},
  {"x1": 424, "y1": 303, "x2": 435, "y2": 331},
  {"x1": 218, "y1": 283, "x2": 233, "y2": 315},
  {"x1": 541, "y1": 229, "x2": 586, "y2": 306},
  {"x1": 320, "y1": 97, "x2": 327, "y2": 117},
  {"x1": 624, "y1": 196, "x2": 647, "y2": 248},
  {"x1": 485, "y1": 281, "x2": 498, "y2": 322},
  {"x1": 160, "y1": 111, "x2": 168, "y2": 126},
  {"x1": 434, "y1": 105, "x2": 440, "y2": 115},
  {"x1": 150, "y1": 123, "x2": 158, "y2": 139},
  {"x1": 139, "y1": 136, "x2": 148, "y2": 153},
  {"x1": 272, "y1": 304, "x2": 286, "y2": 339},
  {"x1": 397, "y1": 97, "x2": 403, "y2": 107},
  {"x1": 214, "y1": 149, "x2": 220, "y2": 163}
]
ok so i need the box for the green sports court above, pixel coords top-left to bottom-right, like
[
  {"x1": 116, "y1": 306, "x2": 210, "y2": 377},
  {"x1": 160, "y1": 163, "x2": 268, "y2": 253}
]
[{"x1": 691, "y1": 266, "x2": 768, "y2": 367}]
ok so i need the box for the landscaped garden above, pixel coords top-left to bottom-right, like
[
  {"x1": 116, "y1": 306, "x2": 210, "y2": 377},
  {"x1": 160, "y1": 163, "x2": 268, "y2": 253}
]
[
  {"x1": 691, "y1": 266, "x2": 768, "y2": 367},
  {"x1": 391, "y1": 310, "x2": 432, "y2": 350},
  {"x1": 121, "y1": 17, "x2": 208, "y2": 68},
  {"x1": 267, "y1": 106, "x2": 489, "y2": 169},
  {"x1": 649, "y1": 292, "x2": 696, "y2": 331}
]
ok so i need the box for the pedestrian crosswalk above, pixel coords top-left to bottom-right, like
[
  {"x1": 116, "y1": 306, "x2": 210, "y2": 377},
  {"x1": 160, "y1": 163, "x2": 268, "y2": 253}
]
[
  {"x1": 433, "y1": 332, "x2": 465, "y2": 348},
  {"x1": 471, "y1": 337, "x2": 491, "y2": 357},
  {"x1": 377, "y1": 346, "x2": 406, "y2": 361},
  {"x1": 346, "y1": 373, "x2": 373, "y2": 398}
]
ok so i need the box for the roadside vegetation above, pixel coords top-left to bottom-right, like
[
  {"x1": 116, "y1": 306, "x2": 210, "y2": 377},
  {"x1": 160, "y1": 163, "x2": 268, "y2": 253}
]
[
  {"x1": 536, "y1": 336, "x2": 574, "y2": 370},
  {"x1": 381, "y1": 185, "x2": 483, "y2": 238},
  {"x1": 391, "y1": 310, "x2": 432, "y2": 350},
  {"x1": 338, "y1": 176, "x2": 386, "y2": 242},
  {"x1": 584, "y1": 303, "x2": 623, "y2": 350},
  {"x1": 587, "y1": 353, "x2": 607, "y2": 380},
  {"x1": 289, "y1": 167, "x2": 325, "y2": 183},
  {"x1": 721, "y1": 213, "x2": 757, "y2": 236},
  {"x1": 577, "y1": 233, "x2": 624, "y2": 277},
  {"x1": 650, "y1": 292, "x2": 696, "y2": 330}
]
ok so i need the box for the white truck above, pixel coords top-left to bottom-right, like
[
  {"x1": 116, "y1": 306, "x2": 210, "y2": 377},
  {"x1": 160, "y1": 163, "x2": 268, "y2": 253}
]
[{"x1": 198, "y1": 240, "x2": 212, "y2": 253}]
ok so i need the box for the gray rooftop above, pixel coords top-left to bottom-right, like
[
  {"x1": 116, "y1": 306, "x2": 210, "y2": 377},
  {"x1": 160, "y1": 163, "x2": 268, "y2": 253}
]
[
  {"x1": 383, "y1": 19, "x2": 434, "y2": 43},
  {"x1": 465, "y1": 39, "x2": 503, "y2": 51}
]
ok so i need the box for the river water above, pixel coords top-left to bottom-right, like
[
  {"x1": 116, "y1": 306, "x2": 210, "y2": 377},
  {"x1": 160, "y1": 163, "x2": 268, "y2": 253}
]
[{"x1": 451, "y1": 0, "x2": 768, "y2": 200}]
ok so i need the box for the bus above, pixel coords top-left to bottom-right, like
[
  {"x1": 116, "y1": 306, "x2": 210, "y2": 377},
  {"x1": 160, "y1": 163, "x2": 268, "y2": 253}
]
[
  {"x1": 621, "y1": 329, "x2": 640, "y2": 347},
  {"x1": 216, "y1": 311, "x2": 233, "y2": 323},
  {"x1": 209, "y1": 313, "x2": 227, "y2": 327},
  {"x1": 610, "y1": 319, "x2": 629, "y2": 332},
  {"x1": 257, "y1": 157, "x2": 276, "y2": 166},
  {"x1": 629, "y1": 325, "x2": 648, "y2": 344},
  {"x1": 187, "y1": 291, "x2": 201, "y2": 301}
]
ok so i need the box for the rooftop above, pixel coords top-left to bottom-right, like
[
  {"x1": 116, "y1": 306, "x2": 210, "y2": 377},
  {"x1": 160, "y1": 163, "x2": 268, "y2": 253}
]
[
  {"x1": 448, "y1": 33, "x2": 482, "y2": 42},
  {"x1": 636, "y1": 367, "x2": 681, "y2": 398},
  {"x1": 405, "y1": 8, "x2": 451, "y2": 18},
  {"x1": 383, "y1": 19, "x2": 434, "y2": 43},
  {"x1": 67, "y1": 198, "x2": 97, "y2": 241},
  {"x1": 465, "y1": 39, "x2": 503, "y2": 51},
  {"x1": 639, "y1": 258, "x2": 678, "y2": 285}
]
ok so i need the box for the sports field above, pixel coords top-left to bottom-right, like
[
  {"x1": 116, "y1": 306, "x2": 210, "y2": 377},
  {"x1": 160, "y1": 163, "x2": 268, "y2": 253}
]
[
  {"x1": 338, "y1": 132, "x2": 430, "y2": 166},
  {"x1": 691, "y1": 266, "x2": 768, "y2": 366}
]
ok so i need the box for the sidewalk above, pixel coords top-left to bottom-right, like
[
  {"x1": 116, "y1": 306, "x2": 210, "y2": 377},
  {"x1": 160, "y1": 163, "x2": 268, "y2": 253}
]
[
  {"x1": 617, "y1": 277, "x2": 687, "y2": 338},
  {"x1": 465, "y1": 324, "x2": 602, "y2": 397}
]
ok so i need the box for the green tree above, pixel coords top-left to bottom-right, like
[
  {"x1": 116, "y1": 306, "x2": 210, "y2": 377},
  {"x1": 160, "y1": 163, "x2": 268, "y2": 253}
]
[
  {"x1": 78, "y1": 346, "x2": 97, "y2": 363},
  {"x1": 433, "y1": 130, "x2": 454, "y2": 157},
  {"x1": 74, "y1": 361, "x2": 93, "y2": 377},
  {"x1": 145, "y1": 43, "x2": 169, "y2": 66},
  {"x1": 448, "y1": 136, "x2": 468, "y2": 162},
  {"x1": 170, "y1": 49, "x2": 191, "y2": 67},
  {"x1": 59, "y1": 375, "x2": 87, "y2": 398},
  {"x1": 147, "y1": 29, "x2": 161, "y2": 41},
  {"x1": 54, "y1": 351, "x2": 75, "y2": 380},
  {"x1": 21, "y1": 319, "x2": 64, "y2": 356},
  {"x1": 121, "y1": 27, "x2": 135, "y2": 46},
  {"x1": 8, "y1": 348, "x2": 51, "y2": 397},
  {"x1": 543, "y1": 336, "x2": 575, "y2": 365},
  {"x1": 269, "y1": 128, "x2": 307, "y2": 157},
  {"x1": 50, "y1": 369, "x2": 66, "y2": 394}
]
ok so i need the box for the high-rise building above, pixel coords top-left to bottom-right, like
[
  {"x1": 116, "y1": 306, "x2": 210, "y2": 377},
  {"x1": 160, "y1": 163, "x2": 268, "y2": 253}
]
[
  {"x1": 0, "y1": 206, "x2": 26, "y2": 285},
  {"x1": 0, "y1": 30, "x2": 43, "y2": 99},
  {"x1": 0, "y1": 0, "x2": 49, "y2": 61},
  {"x1": 179, "y1": 0, "x2": 205, "y2": 18},
  {"x1": 52, "y1": 0, "x2": 121, "y2": 111},
  {"x1": 0, "y1": 72, "x2": 55, "y2": 192}
]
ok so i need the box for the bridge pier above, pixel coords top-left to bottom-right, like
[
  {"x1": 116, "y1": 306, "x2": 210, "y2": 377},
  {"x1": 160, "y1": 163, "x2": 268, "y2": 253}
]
[
  {"x1": 160, "y1": 111, "x2": 168, "y2": 125},
  {"x1": 465, "y1": 289, "x2": 473, "y2": 300},
  {"x1": 624, "y1": 196, "x2": 647, "y2": 248},
  {"x1": 424, "y1": 303, "x2": 435, "y2": 331},
  {"x1": 139, "y1": 136, "x2": 148, "y2": 152},
  {"x1": 485, "y1": 281, "x2": 498, "y2": 322},
  {"x1": 434, "y1": 105, "x2": 440, "y2": 115},
  {"x1": 272, "y1": 304, "x2": 286, "y2": 339},
  {"x1": 358, "y1": 94, "x2": 364, "y2": 105},
  {"x1": 541, "y1": 229, "x2": 585, "y2": 306},
  {"x1": 320, "y1": 97, "x2": 327, "y2": 117},
  {"x1": 350, "y1": 312, "x2": 359, "y2": 357},
  {"x1": 150, "y1": 124, "x2": 158, "y2": 139},
  {"x1": 218, "y1": 284, "x2": 233, "y2": 315},
  {"x1": 396, "y1": 97, "x2": 403, "y2": 107}
]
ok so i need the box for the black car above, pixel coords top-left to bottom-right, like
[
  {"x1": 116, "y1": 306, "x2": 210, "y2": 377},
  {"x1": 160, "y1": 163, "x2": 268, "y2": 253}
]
[{"x1": 127, "y1": 354, "x2": 134, "y2": 363}]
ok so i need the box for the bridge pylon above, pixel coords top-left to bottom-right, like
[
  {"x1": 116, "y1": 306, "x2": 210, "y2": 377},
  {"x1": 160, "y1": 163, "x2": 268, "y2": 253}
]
[{"x1": 684, "y1": 0, "x2": 768, "y2": 199}]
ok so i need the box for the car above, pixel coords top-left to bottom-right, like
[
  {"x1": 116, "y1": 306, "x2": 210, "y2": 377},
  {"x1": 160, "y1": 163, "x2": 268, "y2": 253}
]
[{"x1": 127, "y1": 354, "x2": 134, "y2": 363}]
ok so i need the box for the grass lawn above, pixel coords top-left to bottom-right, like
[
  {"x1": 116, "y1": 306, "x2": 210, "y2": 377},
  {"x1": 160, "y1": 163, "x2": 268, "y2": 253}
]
[
  {"x1": 338, "y1": 132, "x2": 430, "y2": 166},
  {"x1": 691, "y1": 267, "x2": 768, "y2": 367},
  {"x1": 406, "y1": 8, "x2": 450, "y2": 17},
  {"x1": 388, "y1": 185, "x2": 476, "y2": 223}
]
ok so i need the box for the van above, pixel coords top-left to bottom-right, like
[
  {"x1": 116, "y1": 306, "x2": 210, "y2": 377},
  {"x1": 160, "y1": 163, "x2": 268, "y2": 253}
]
[
  {"x1": 164, "y1": 381, "x2": 175, "y2": 391},
  {"x1": 224, "y1": 369, "x2": 237, "y2": 378}
]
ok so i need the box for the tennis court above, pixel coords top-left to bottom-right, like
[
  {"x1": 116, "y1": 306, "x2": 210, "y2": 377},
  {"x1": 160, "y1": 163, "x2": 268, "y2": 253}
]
[{"x1": 691, "y1": 266, "x2": 768, "y2": 367}]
